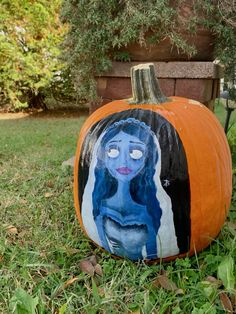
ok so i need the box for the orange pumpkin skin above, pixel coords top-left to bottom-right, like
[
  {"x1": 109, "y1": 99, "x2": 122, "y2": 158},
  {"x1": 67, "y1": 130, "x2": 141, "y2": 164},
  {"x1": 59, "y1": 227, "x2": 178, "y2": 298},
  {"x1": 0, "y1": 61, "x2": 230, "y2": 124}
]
[{"x1": 74, "y1": 96, "x2": 232, "y2": 261}]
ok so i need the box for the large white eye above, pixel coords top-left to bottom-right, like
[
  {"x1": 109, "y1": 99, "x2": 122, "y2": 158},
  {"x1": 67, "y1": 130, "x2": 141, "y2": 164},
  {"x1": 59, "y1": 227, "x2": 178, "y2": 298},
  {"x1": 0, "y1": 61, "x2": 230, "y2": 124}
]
[
  {"x1": 130, "y1": 149, "x2": 143, "y2": 160},
  {"x1": 107, "y1": 148, "x2": 119, "y2": 158}
]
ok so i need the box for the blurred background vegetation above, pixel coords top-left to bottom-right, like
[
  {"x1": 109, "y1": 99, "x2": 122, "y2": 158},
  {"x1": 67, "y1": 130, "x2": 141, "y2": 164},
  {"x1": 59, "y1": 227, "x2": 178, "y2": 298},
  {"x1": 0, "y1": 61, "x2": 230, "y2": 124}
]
[
  {"x1": 0, "y1": 0, "x2": 70, "y2": 110},
  {"x1": 0, "y1": 0, "x2": 235, "y2": 111}
]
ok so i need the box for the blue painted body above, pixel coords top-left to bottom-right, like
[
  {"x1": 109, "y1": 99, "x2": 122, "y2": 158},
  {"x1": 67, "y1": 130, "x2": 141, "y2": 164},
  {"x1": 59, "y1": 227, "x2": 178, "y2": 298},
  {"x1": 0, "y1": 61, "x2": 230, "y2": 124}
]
[{"x1": 92, "y1": 119, "x2": 162, "y2": 260}]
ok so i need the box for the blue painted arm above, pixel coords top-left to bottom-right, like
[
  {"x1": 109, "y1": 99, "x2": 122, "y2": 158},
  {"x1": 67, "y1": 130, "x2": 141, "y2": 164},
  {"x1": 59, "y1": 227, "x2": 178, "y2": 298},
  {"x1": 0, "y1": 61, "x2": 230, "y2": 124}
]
[{"x1": 95, "y1": 215, "x2": 111, "y2": 252}]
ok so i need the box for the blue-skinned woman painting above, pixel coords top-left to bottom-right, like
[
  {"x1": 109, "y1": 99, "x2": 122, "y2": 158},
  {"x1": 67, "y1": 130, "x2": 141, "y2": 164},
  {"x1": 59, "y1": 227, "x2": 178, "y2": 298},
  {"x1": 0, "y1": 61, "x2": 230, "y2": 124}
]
[{"x1": 81, "y1": 117, "x2": 180, "y2": 260}]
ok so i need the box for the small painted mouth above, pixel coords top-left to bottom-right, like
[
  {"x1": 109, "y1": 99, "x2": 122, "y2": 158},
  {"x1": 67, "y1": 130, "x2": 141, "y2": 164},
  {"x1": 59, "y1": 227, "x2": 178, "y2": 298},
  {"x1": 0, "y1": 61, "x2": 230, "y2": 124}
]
[{"x1": 116, "y1": 167, "x2": 132, "y2": 175}]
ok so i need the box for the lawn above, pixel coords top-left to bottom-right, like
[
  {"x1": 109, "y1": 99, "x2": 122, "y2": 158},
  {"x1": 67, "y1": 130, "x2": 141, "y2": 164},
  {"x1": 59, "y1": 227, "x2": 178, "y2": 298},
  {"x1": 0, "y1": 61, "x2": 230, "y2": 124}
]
[
  {"x1": 214, "y1": 99, "x2": 236, "y2": 130},
  {"x1": 0, "y1": 109, "x2": 235, "y2": 313}
]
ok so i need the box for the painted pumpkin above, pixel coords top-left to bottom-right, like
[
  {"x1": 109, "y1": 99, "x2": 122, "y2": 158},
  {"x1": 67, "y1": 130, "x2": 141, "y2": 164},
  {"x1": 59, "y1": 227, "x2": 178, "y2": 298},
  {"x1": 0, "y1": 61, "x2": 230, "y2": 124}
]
[{"x1": 74, "y1": 63, "x2": 232, "y2": 261}]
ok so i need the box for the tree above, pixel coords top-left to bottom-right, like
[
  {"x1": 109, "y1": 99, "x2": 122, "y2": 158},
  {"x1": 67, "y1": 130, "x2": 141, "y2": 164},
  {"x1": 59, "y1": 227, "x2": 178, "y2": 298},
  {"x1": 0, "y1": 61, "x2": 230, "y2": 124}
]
[{"x1": 0, "y1": 0, "x2": 67, "y2": 110}]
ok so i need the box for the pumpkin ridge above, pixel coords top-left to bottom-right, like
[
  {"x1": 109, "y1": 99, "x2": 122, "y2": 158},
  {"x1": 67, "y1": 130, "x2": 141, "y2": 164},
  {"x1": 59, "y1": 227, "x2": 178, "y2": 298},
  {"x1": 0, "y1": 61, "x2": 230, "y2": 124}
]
[
  {"x1": 161, "y1": 102, "x2": 204, "y2": 253},
  {"x1": 174, "y1": 103, "x2": 231, "y2": 250},
  {"x1": 202, "y1": 106, "x2": 232, "y2": 212}
]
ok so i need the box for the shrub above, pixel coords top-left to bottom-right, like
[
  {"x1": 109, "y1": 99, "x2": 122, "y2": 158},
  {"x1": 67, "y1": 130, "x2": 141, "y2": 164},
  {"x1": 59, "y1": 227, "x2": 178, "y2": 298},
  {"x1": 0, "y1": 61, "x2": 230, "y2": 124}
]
[
  {"x1": 61, "y1": 0, "x2": 236, "y2": 104},
  {"x1": 0, "y1": 0, "x2": 67, "y2": 110}
]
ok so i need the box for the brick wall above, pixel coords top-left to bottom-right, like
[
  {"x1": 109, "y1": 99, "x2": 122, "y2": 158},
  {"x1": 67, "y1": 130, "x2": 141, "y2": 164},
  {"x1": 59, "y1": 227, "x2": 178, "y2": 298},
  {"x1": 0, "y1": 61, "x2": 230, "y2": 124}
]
[{"x1": 93, "y1": 61, "x2": 223, "y2": 113}]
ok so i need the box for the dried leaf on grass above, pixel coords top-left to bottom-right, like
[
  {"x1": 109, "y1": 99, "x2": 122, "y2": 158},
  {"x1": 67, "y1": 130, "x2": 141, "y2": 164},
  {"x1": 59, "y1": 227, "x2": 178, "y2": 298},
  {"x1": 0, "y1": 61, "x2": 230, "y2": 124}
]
[
  {"x1": 66, "y1": 247, "x2": 80, "y2": 255},
  {"x1": 94, "y1": 264, "x2": 103, "y2": 276},
  {"x1": 44, "y1": 192, "x2": 54, "y2": 198},
  {"x1": 79, "y1": 255, "x2": 103, "y2": 276},
  {"x1": 205, "y1": 275, "x2": 217, "y2": 283},
  {"x1": 89, "y1": 255, "x2": 97, "y2": 266},
  {"x1": 156, "y1": 275, "x2": 177, "y2": 291},
  {"x1": 79, "y1": 260, "x2": 95, "y2": 276},
  {"x1": 51, "y1": 276, "x2": 82, "y2": 299},
  {"x1": 64, "y1": 277, "x2": 80, "y2": 289},
  {"x1": 219, "y1": 292, "x2": 233, "y2": 313},
  {"x1": 152, "y1": 270, "x2": 183, "y2": 294},
  {"x1": 46, "y1": 180, "x2": 54, "y2": 188},
  {"x1": 175, "y1": 288, "x2": 184, "y2": 295},
  {"x1": 205, "y1": 275, "x2": 222, "y2": 285},
  {"x1": 5, "y1": 225, "x2": 18, "y2": 234}
]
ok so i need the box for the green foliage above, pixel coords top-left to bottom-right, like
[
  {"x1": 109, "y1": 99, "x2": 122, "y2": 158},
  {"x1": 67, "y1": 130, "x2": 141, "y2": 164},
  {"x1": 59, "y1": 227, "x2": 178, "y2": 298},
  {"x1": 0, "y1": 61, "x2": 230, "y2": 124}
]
[
  {"x1": 0, "y1": 0, "x2": 67, "y2": 110},
  {"x1": 217, "y1": 256, "x2": 235, "y2": 291},
  {"x1": 9, "y1": 288, "x2": 39, "y2": 314},
  {"x1": 227, "y1": 126, "x2": 236, "y2": 168},
  {"x1": 201, "y1": 0, "x2": 236, "y2": 101},
  {"x1": 60, "y1": 0, "x2": 196, "y2": 102},
  {"x1": 61, "y1": 0, "x2": 236, "y2": 103}
]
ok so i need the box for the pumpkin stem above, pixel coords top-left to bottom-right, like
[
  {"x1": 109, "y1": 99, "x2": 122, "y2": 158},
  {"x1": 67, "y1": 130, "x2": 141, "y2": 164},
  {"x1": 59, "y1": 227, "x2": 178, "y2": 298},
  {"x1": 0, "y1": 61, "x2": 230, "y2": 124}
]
[{"x1": 129, "y1": 63, "x2": 169, "y2": 105}]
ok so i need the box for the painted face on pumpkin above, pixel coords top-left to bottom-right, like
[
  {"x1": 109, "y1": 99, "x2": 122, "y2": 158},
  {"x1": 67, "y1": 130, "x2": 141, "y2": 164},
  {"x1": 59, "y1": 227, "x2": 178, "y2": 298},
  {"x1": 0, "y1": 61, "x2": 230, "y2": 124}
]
[{"x1": 104, "y1": 131, "x2": 147, "y2": 182}]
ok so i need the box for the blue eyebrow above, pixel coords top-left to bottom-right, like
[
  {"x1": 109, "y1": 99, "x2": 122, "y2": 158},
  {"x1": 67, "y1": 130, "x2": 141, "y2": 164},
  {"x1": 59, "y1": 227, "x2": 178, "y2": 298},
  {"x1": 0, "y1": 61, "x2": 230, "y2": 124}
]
[
  {"x1": 129, "y1": 141, "x2": 145, "y2": 145},
  {"x1": 108, "y1": 140, "x2": 145, "y2": 145},
  {"x1": 108, "y1": 140, "x2": 122, "y2": 144}
]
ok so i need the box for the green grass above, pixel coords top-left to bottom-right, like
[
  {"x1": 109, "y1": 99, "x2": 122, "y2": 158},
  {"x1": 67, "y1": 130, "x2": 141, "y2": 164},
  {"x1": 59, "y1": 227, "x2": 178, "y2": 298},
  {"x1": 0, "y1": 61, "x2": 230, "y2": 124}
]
[
  {"x1": 0, "y1": 111, "x2": 235, "y2": 314},
  {"x1": 214, "y1": 99, "x2": 236, "y2": 128},
  {"x1": 215, "y1": 99, "x2": 236, "y2": 167}
]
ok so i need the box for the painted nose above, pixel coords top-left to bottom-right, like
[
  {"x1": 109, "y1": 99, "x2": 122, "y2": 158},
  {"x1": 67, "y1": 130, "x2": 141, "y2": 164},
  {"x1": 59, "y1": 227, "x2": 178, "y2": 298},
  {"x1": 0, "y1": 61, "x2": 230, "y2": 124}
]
[{"x1": 120, "y1": 149, "x2": 128, "y2": 166}]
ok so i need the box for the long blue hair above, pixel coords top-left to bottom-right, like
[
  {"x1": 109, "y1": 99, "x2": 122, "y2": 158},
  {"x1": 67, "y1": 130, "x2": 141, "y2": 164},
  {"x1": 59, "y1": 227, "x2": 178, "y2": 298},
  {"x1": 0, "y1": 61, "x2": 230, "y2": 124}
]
[{"x1": 92, "y1": 118, "x2": 162, "y2": 233}]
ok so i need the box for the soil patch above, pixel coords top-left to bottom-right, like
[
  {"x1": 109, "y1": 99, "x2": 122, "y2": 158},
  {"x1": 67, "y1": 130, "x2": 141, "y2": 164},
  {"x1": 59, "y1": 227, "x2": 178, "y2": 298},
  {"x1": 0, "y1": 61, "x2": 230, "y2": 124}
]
[{"x1": 0, "y1": 108, "x2": 89, "y2": 120}]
